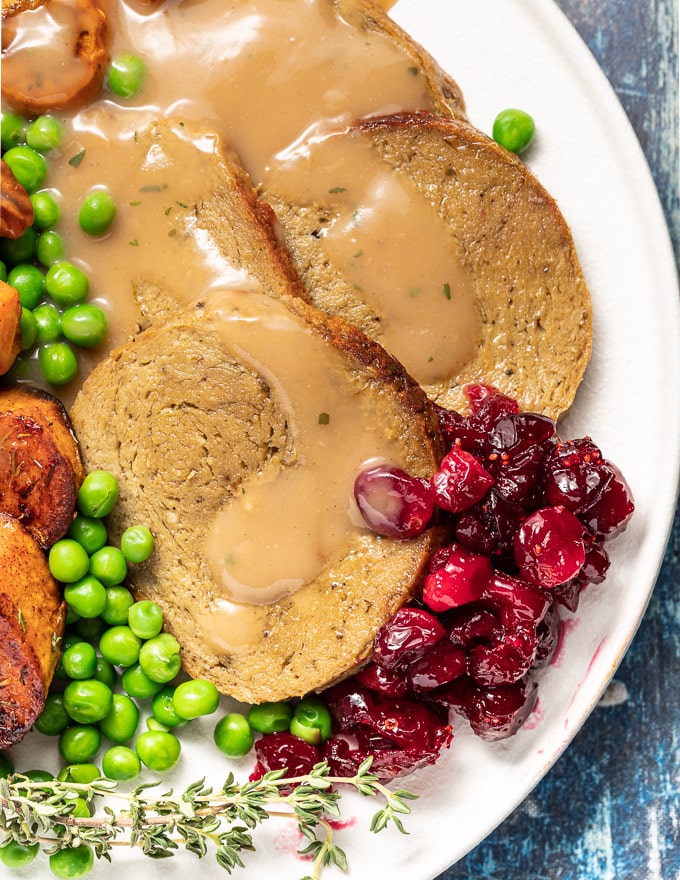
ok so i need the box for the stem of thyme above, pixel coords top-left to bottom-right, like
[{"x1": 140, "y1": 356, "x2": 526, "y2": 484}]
[{"x1": 0, "y1": 758, "x2": 417, "y2": 877}]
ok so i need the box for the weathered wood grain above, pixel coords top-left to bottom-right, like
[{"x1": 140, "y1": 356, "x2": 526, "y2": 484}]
[{"x1": 439, "y1": 2, "x2": 680, "y2": 878}]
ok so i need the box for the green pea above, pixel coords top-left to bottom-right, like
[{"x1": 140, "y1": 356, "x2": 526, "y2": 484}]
[
  {"x1": 151, "y1": 687, "x2": 186, "y2": 728},
  {"x1": 23, "y1": 768, "x2": 55, "y2": 783},
  {"x1": 63, "y1": 679, "x2": 113, "y2": 724},
  {"x1": 135, "y1": 730, "x2": 181, "y2": 773},
  {"x1": 99, "y1": 625, "x2": 142, "y2": 667},
  {"x1": 30, "y1": 189, "x2": 61, "y2": 230},
  {"x1": 77, "y1": 470, "x2": 119, "y2": 518},
  {"x1": 101, "y1": 585, "x2": 134, "y2": 626},
  {"x1": 492, "y1": 108, "x2": 536, "y2": 154},
  {"x1": 45, "y1": 260, "x2": 89, "y2": 306},
  {"x1": 7, "y1": 262, "x2": 45, "y2": 309},
  {"x1": 33, "y1": 302, "x2": 62, "y2": 343},
  {"x1": 121, "y1": 663, "x2": 163, "y2": 699},
  {"x1": 79, "y1": 191, "x2": 117, "y2": 236},
  {"x1": 74, "y1": 613, "x2": 105, "y2": 641},
  {"x1": 2, "y1": 145, "x2": 47, "y2": 192},
  {"x1": 102, "y1": 745, "x2": 140, "y2": 781},
  {"x1": 98, "y1": 693, "x2": 139, "y2": 743},
  {"x1": 145, "y1": 716, "x2": 170, "y2": 732},
  {"x1": 94, "y1": 655, "x2": 117, "y2": 687},
  {"x1": 0, "y1": 840, "x2": 40, "y2": 869},
  {"x1": 26, "y1": 114, "x2": 64, "y2": 152},
  {"x1": 49, "y1": 539, "x2": 90, "y2": 583},
  {"x1": 0, "y1": 260, "x2": 6, "y2": 282},
  {"x1": 138, "y1": 632, "x2": 181, "y2": 683},
  {"x1": 61, "y1": 641, "x2": 97, "y2": 680},
  {"x1": 36, "y1": 229, "x2": 65, "y2": 265},
  {"x1": 1, "y1": 111, "x2": 26, "y2": 150},
  {"x1": 58, "y1": 724, "x2": 101, "y2": 764},
  {"x1": 63, "y1": 575, "x2": 107, "y2": 619},
  {"x1": 57, "y1": 763, "x2": 100, "y2": 785},
  {"x1": 68, "y1": 514, "x2": 108, "y2": 555},
  {"x1": 49, "y1": 845, "x2": 94, "y2": 879},
  {"x1": 289, "y1": 696, "x2": 332, "y2": 745},
  {"x1": 107, "y1": 53, "x2": 147, "y2": 98},
  {"x1": 247, "y1": 701, "x2": 293, "y2": 735},
  {"x1": 127, "y1": 599, "x2": 163, "y2": 639},
  {"x1": 61, "y1": 303, "x2": 108, "y2": 348},
  {"x1": 39, "y1": 341, "x2": 78, "y2": 386},
  {"x1": 0, "y1": 225, "x2": 37, "y2": 264},
  {"x1": 89, "y1": 545, "x2": 127, "y2": 586},
  {"x1": 121, "y1": 524, "x2": 155, "y2": 563},
  {"x1": 213, "y1": 713, "x2": 254, "y2": 757},
  {"x1": 74, "y1": 615, "x2": 106, "y2": 645},
  {"x1": 172, "y1": 679, "x2": 219, "y2": 720},
  {"x1": 0, "y1": 752, "x2": 14, "y2": 777},
  {"x1": 20, "y1": 307, "x2": 38, "y2": 349}
]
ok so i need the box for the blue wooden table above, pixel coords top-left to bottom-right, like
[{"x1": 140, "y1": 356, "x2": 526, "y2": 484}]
[{"x1": 439, "y1": 2, "x2": 680, "y2": 879}]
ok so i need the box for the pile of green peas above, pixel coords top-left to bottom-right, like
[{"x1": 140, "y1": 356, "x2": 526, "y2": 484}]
[{"x1": 1, "y1": 111, "x2": 110, "y2": 387}]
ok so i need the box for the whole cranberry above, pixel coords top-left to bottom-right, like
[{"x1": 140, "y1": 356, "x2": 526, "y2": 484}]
[
  {"x1": 430, "y1": 446, "x2": 495, "y2": 513},
  {"x1": 513, "y1": 506, "x2": 586, "y2": 588},
  {"x1": 422, "y1": 543, "x2": 492, "y2": 612},
  {"x1": 354, "y1": 463, "x2": 435, "y2": 539},
  {"x1": 373, "y1": 607, "x2": 446, "y2": 669}
]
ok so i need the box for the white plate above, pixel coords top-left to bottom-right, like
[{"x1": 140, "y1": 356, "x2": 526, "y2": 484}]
[{"x1": 13, "y1": 1, "x2": 680, "y2": 878}]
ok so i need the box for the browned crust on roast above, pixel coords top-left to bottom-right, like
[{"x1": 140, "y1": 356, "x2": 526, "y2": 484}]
[
  {"x1": 336, "y1": 0, "x2": 466, "y2": 119},
  {"x1": 71, "y1": 295, "x2": 447, "y2": 703},
  {"x1": 0, "y1": 384, "x2": 84, "y2": 548},
  {"x1": 263, "y1": 110, "x2": 592, "y2": 420},
  {"x1": 1, "y1": 0, "x2": 108, "y2": 115},
  {"x1": 0, "y1": 513, "x2": 66, "y2": 748}
]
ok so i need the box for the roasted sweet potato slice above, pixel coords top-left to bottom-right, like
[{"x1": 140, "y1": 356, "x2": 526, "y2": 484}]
[
  {"x1": 0, "y1": 513, "x2": 65, "y2": 748},
  {"x1": 0, "y1": 281, "x2": 21, "y2": 375},
  {"x1": 1, "y1": 0, "x2": 108, "y2": 115},
  {"x1": 0, "y1": 386, "x2": 83, "y2": 548}
]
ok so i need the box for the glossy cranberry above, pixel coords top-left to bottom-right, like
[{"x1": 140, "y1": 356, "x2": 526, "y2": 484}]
[
  {"x1": 422, "y1": 543, "x2": 492, "y2": 612},
  {"x1": 433, "y1": 675, "x2": 538, "y2": 741},
  {"x1": 533, "y1": 606, "x2": 561, "y2": 668},
  {"x1": 250, "y1": 732, "x2": 321, "y2": 780},
  {"x1": 373, "y1": 607, "x2": 446, "y2": 669},
  {"x1": 488, "y1": 412, "x2": 557, "y2": 454},
  {"x1": 464, "y1": 383, "x2": 520, "y2": 422},
  {"x1": 447, "y1": 606, "x2": 504, "y2": 649},
  {"x1": 455, "y1": 489, "x2": 525, "y2": 562},
  {"x1": 407, "y1": 639, "x2": 467, "y2": 692},
  {"x1": 481, "y1": 570, "x2": 551, "y2": 629},
  {"x1": 430, "y1": 446, "x2": 495, "y2": 513},
  {"x1": 513, "y1": 506, "x2": 586, "y2": 588},
  {"x1": 579, "y1": 539, "x2": 611, "y2": 584},
  {"x1": 326, "y1": 682, "x2": 446, "y2": 747},
  {"x1": 468, "y1": 627, "x2": 538, "y2": 686},
  {"x1": 322, "y1": 725, "x2": 452, "y2": 781},
  {"x1": 544, "y1": 437, "x2": 612, "y2": 514},
  {"x1": 354, "y1": 463, "x2": 435, "y2": 539},
  {"x1": 355, "y1": 662, "x2": 409, "y2": 698},
  {"x1": 581, "y1": 462, "x2": 634, "y2": 538}
]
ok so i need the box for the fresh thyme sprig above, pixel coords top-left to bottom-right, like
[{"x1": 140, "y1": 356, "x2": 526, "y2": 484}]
[{"x1": 0, "y1": 758, "x2": 416, "y2": 878}]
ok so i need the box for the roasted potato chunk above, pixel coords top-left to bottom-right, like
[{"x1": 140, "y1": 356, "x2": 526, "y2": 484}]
[
  {"x1": 0, "y1": 386, "x2": 84, "y2": 548},
  {"x1": 0, "y1": 513, "x2": 65, "y2": 748},
  {"x1": 1, "y1": 0, "x2": 108, "y2": 115},
  {"x1": 0, "y1": 281, "x2": 21, "y2": 375}
]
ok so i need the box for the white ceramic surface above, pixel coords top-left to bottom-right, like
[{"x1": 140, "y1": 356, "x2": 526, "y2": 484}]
[{"x1": 12, "y1": 1, "x2": 680, "y2": 878}]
